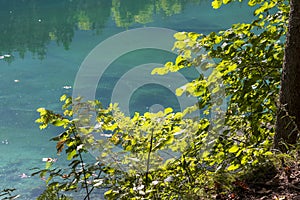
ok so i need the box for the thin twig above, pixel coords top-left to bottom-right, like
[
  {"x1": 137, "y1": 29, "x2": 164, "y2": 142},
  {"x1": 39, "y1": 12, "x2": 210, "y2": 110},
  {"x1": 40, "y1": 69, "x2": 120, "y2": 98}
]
[
  {"x1": 145, "y1": 128, "x2": 154, "y2": 189},
  {"x1": 73, "y1": 132, "x2": 90, "y2": 200},
  {"x1": 78, "y1": 152, "x2": 90, "y2": 200},
  {"x1": 83, "y1": 163, "x2": 103, "y2": 200}
]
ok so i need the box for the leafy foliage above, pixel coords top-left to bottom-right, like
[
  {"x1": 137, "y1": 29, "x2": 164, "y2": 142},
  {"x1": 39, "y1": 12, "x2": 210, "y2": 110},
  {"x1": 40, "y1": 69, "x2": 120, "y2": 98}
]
[
  {"x1": 33, "y1": 0, "x2": 297, "y2": 199},
  {"x1": 152, "y1": 0, "x2": 288, "y2": 171}
]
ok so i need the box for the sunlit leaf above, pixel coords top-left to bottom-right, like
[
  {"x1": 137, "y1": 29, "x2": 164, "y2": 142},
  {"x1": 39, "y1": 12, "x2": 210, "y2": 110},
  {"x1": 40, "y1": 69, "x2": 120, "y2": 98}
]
[
  {"x1": 67, "y1": 149, "x2": 76, "y2": 160},
  {"x1": 228, "y1": 144, "x2": 239, "y2": 153},
  {"x1": 227, "y1": 164, "x2": 240, "y2": 171}
]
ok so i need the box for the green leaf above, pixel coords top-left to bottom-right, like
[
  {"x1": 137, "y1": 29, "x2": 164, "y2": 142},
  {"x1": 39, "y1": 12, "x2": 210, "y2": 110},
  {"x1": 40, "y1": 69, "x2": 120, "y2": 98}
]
[
  {"x1": 175, "y1": 87, "x2": 185, "y2": 96},
  {"x1": 227, "y1": 164, "x2": 240, "y2": 171},
  {"x1": 212, "y1": 86, "x2": 220, "y2": 94},
  {"x1": 173, "y1": 41, "x2": 186, "y2": 49},
  {"x1": 212, "y1": 0, "x2": 222, "y2": 9},
  {"x1": 39, "y1": 124, "x2": 48, "y2": 130},
  {"x1": 174, "y1": 32, "x2": 187, "y2": 40},
  {"x1": 151, "y1": 66, "x2": 168, "y2": 75},
  {"x1": 67, "y1": 149, "x2": 77, "y2": 160},
  {"x1": 45, "y1": 161, "x2": 52, "y2": 169},
  {"x1": 60, "y1": 94, "x2": 67, "y2": 101},
  {"x1": 52, "y1": 119, "x2": 69, "y2": 127},
  {"x1": 241, "y1": 155, "x2": 248, "y2": 165},
  {"x1": 164, "y1": 107, "x2": 173, "y2": 114},
  {"x1": 104, "y1": 189, "x2": 113, "y2": 196},
  {"x1": 228, "y1": 144, "x2": 239, "y2": 153},
  {"x1": 37, "y1": 107, "x2": 47, "y2": 115},
  {"x1": 263, "y1": 151, "x2": 273, "y2": 156}
]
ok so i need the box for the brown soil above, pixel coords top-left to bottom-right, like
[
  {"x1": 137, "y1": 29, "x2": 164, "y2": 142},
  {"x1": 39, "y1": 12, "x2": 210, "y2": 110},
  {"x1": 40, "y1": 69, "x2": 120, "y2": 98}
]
[{"x1": 217, "y1": 162, "x2": 300, "y2": 200}]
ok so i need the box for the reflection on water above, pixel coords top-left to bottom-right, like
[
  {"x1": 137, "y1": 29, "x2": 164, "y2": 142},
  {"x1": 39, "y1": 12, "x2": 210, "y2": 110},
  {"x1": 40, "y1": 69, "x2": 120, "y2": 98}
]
[
  {"x1": 0, "y1": 0, "x2": 203, "y2": 61},
  {"x1": 111, "y1": 0, "x2": 200, "y2": 27},
  {"x1": 0, "y1": 0, "x2": 112, "y2": 60},
  {"x1": 0, "y1": 0, "x2": 255, "y2": 199}
]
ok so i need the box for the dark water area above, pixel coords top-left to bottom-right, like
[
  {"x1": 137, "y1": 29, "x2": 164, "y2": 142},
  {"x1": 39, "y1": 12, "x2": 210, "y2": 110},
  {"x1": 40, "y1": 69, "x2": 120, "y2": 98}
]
[{"x1": 0, "y1": 0, "x2": 255, "y2": 199}]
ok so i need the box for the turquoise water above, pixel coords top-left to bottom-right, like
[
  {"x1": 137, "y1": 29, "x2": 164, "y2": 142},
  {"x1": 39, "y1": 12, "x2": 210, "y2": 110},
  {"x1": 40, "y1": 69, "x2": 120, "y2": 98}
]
[{"x1": 0, "y1": 0, "x2": 255, "y2": 199}]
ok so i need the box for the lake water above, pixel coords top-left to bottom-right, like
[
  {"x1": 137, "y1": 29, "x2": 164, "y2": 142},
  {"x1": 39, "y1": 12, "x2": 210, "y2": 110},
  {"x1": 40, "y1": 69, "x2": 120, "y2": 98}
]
[{"x1": 0, "y1": 0, "x2": 255, "y2": 199}]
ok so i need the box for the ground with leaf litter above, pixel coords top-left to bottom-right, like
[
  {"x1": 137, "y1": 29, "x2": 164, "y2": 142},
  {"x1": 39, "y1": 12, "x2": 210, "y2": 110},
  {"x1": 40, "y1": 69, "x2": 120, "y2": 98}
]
[{"x1": 216, "y1": 162, "x2": 300, "y2": 200}]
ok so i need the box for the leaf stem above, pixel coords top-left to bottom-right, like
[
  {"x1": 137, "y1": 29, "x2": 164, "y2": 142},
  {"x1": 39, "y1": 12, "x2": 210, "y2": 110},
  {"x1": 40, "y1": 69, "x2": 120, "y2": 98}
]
[{"x1": 145, "y1": 128, "x2": 154, "y2": 189}]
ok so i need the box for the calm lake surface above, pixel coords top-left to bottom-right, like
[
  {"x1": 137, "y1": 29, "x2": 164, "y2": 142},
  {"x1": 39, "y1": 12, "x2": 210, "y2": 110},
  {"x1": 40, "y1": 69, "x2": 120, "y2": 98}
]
[{"x1": 0, "y1": 0, "x2": 255, "y2": 199}]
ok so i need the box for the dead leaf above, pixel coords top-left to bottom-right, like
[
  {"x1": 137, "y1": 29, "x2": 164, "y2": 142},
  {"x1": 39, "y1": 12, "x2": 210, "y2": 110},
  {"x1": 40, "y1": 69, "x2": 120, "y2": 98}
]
[{"x1": 56, "y1": 139, "x2": 66, "y2": 154}]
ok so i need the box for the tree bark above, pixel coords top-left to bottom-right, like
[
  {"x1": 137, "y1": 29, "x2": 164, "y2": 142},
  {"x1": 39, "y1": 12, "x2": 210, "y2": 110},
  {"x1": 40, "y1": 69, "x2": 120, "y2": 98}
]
[{"x1": 274, "y1": 0, "x2": 300, "y2": 152}]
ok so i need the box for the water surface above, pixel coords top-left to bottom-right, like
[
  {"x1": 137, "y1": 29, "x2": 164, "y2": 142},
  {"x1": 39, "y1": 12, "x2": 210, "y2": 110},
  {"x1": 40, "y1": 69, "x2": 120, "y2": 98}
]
[{"x1": 0, "y1": 0, "x2": 255, "y2": 199}]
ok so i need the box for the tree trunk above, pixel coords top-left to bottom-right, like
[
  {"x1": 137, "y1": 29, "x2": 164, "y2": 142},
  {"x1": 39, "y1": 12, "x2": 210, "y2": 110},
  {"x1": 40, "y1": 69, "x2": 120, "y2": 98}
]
[{"x1": 274, "y1": 0, "x2": 300, "y2": 152}]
